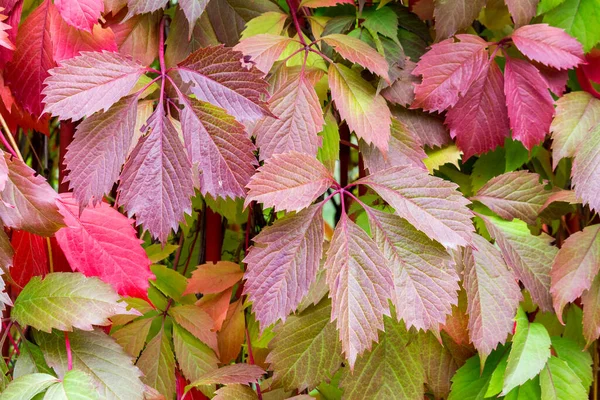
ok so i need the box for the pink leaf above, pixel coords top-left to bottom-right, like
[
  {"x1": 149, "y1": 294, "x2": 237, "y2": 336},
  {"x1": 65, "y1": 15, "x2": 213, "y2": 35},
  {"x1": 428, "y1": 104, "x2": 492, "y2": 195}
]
[
  {"x1": 321, "y1": 34, "x2": 390, "y2": 82},
  {"x1": 119, "y1": 109, "x2": 195, "y2": 242},
  {"x1": 325, "y1": 212, "x2": 394, "y2": 369},
  {"x1": 511, "y1": 24, "x2": 585, "y2": 70},
  {"x1": 0, "y1": 0, "x2": 22, "y2": 68},
  {"x1": 245, "y1": 151, "x2": 335, "y2": 213},
  {"x1": 110, "y1": 11, "x2": 160, "y2": 67},
  {"x1": 446, "y1": 61, "x2": 510, "y2": 160},
  {"x1": 55, "y1": 193, "x2": 154, "y2": 299},
  {"x1": 55, "y1": 0, "x2": 103, "y2": 32},
  {"x1": 299, "y1": 0, "x2": 354, "y2": 6},
  {"x1": 538, "y1": 65, "x2": 568, "y2": 96},
  {"x1": 179, "y1": 97, "x2": 257, "y2": 199},
  {"x1": 178, "y1": 0, "x2": 209, "y2": 38},
  {"x1": 411, "y1": 35, "x2": 488, "y2": 113},
  {"x1": 381, "y1": 59, "x2": 419, "y2": 107},
  {"x1": 504, "y1": 57, "x2": 554, "y2": 150},
  {"x1": 177, "y1": 45, "x2": 271, "y2": 122},
  {"x1": 244, "y1": 205, "x2": 323, "y2": 328},
  {"x1": 43, "y1": 50, "x2": 145, "y2": 121},
  {"x1": 233, "y1": 34, "x2": 292, "y2": 74},
  {"x1": 571, "y1": 124, "x2": 600, "y2": 214},
  {"x1": 504, "y1": 0, "x2": 538, "y2": 27}
]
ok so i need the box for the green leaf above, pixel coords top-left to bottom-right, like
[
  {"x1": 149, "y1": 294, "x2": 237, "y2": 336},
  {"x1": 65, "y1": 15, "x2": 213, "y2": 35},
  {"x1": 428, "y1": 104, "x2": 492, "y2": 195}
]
[
  {"x1": 551, "y1": 337, "x2": 593, "y2": 389},
  {"x1": 240, "y1": 11, "x2": 287, "y2": 39},
  {"x1": 43, "y1": 370, "x2": 100, "y2": 400},
  {"x1": 540, "y1": 357, "x2": 588, "y2": 399},
  {"x1": 362, "y1": 6, "x2": 400, "y2": 43},
  {"x1": 448, "y1": 346, "x2": 507, "y2": 400},
  {"x1": 0, "y1": 373, "x2": 58, "y2": 400},
  {"x1": 542, "y1": 0, "x2": 600, "y2": 51},
  {"x1": 145, "y1": 244, "x2": 179, "y2": 263},
  {"x1": 502, "y1": 308, "x2": 552, "y2": 394},
  {"x1": 317, "y1": 111, "x2": 340, "y2": 173},
  {"x1": 12, "y1": 273, "x2": 133, "y2": 333},
  {"x1": 150, "y1": 264, "x2": 187, "y2": 302},
  {"x1": 423, "y1": 144, "x2": 462, "y2": 173},
  {"x1": 173, "y1": 323, "x2": 219, "y2": 383},
  {"x1": 111, "y1": 317, "x2": 154, "y2": 358},
  {"x1": 13, "y1": 339, "x2": 54, "y2": 379},
  {"x1": 137, "y1": 327, "x2": 176, "y2": 398},
  {"x1": 214, "y1": 384, "x2": 258, "y2": 399}
]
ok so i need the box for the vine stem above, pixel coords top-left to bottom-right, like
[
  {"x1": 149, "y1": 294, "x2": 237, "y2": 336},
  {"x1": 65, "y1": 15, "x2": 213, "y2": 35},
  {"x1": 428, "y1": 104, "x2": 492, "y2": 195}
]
[
  {"x1": 65, "y1": 331, "x2": 72, "y2": 370},
  {"x1": 286, "y1": 0, "x2": 307, "y2": 47},
  {"x1": 0, "y1": 113, "x2": 21, "y2": 160}
]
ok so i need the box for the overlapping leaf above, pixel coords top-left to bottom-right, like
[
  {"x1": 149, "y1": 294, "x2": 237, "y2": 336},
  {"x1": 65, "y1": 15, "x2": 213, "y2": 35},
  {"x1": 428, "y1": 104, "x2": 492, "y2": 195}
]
[
  {"x1": 571, "y1": 123, "x2": 600, "y2": 212},
  {"x1": 178, "y1": 0, "x2": 210, "y2": 37},
  {"x1": 124, "y1": 0, "x2": 166, "y2": 20},
  {"x1": 0, "y1": 373, "x2": 58, "y2": 400},
  {"x1": 233, "y1": 34, "x2": 292, "y2": 74},
  {"x1": 322, "y1": 34, "x2": 390, "y2": 81},
  {"x1": 112, "y1": 317, "x2": 154, "y2": 358},
  {"x1": 540, "y1": 357, "x2": 588, "y2": 399},
  {"x1": 433, "y1": 0, "x2": 486, "y2": 40},
  {"x1": 184, "y1": 261, "x2": 243, "y2": 295},
  {"x1": 505, "y1": 0, "x2": 538, "y2": 27},
  {"x1": 54, "y1": 0, "x2": 103, "y2": 32},
  {"x1": 44, "y1": 370, "x2": 101, "y2": 400},
  {"x1": 188, "y1": 364, "x2": 265, "y2": 387},
  {"x1": 137, "y1": 327, "x2": 176, "y2": 398},
  {"x1": 169, "y1": 305, "x2": 218, "y2": 352},
  {"x1": 173, "y1": 324, "x2": 219, "y2": 383}
]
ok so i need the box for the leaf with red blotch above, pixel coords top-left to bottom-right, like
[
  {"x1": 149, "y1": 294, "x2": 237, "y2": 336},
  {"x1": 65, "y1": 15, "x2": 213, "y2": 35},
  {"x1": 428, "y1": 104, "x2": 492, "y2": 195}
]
[
  {"x1": 357, "y1": 166, "x2": 474, "y2": 249},
  {"x1": 184, "y1": 261, "x2": 243, "y2": 295},
  {"x1": 0, "y1": 153, "x2": 64, "y2": 236},
  {"x1": 4, "y1": 0, "x2": 55, "y2": 116},
  {"x1": 359, "y1": 117, "x2": 427, "y2": 173},
  {"x1": 511, "y1": 24, "x2": 585, "y2": 70},
  {"x1": 478, "y1": 214, "x2": 557, "y2": 312},
  {"x1": 0, "y1": 0, "x2": 22, "y2": 67},
  {"x1": 252, "y1": 68, "x2": 324, "y2": 160},
  {"x1": 55, "y1": 193, "x2": 154, "y2": 300},
  {"x1": 433, "y1": 0, "x2": 485, "y2": 40},
  {"x1": 322, "y1": 34, "x2": 390, "y2": 82},
  {"x1": 64, "y1": 95, "x2": 138, "y2": 210},
  {"x1": 329, "y1": 62, "x2": 391, "y2": 153},
  {"x1": 179, "y1": 97, "x2": 256, "y2": 199},
  {"x1": 42, "y1": 50, "x2": 145, "y2": 121},
  {"x1": 393, "y1": 107, "x2": 451, "y2": 148},
  {"x1": 177, "y1": 45, "x2": 271, "y2": 122},
  {"x1": 110, "y1": 11, "x2": 160, "y2": 67},
  {"x1": 367, "y1": 208, "x2": 458, "y2": 333},
  {"x1": 411, "y1": 35, "x2": 488, "y2": 113},
  {"x1": 244, "y1": 205, "x2": 323, "y2": 328},
  {"x1": 300, "y1": 0, "x2": 354, "y2": 6},
  {"x1": 571, "y1": 124, "x2": 600, "y2": 213},
  {"x1": 551, "y1": 225, "x2": 600, "y2": 323},
  {"x1": 0, "y1": 8, "x2": 14, "y2": 50},
  {"x1": 119, "y1": 109, "x2": 195, "y2": 242},
  {"x1": 325, "y1": 212, "x2": 394, "y2": 369},
  {"x1": 462, "y1": 235, "x2": 522, "y2": 360},
  {"x1": 177, "y1": 0, "x2": 209, "y2": 38},
  {"x1": 233, "y1": 34, "x2": 292, "y2": 75},
  {"x1": 10, "y1": 231, "x2": 48, "y2": 294},
  {"x1": 471, "y1": 171, "x2": 550, "y2": 225},
  {"x1": 188, "y1": 364, "x2": 265, "y2": 387},
  {"x1": 505, "y1": 0, "x2": 538, "y2": 27},
  {"x1": 245, "y1": 151, "x2": 335, "y2": 213},
  {"x1": 54, "y1": 0, "x2": 103, "y2": 32},
  {"x1": 504, "y1": 57, "x2": 555, "y2": 150},
  {"x1": 124, "y1": 0, "x2": 166, "y2": 20},
  {"x1": 381, "y1": 59, "x2": 419, "y2": 107},
  {"x1": 446, "y1": 61, "x2": 510, "y2": 160}
]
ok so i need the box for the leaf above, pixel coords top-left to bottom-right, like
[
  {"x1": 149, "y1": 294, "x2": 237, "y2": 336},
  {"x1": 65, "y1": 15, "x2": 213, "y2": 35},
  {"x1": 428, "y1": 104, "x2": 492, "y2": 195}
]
[
  {"x1": 64, "y1": 95, "x2": 138, "y2": 209},
  {"x1": 446, "y1": 61, "x2": 510, "y2": 160},
  {"x1": 542, "y1": 0, "x2": 600, "y2": 52},
  {"x1": 214, "y1": 385, "x2": 258, "y2": 400},
  {"x1": 10, "y1": 231, "x2": 48, "y2": 292},
  {"x1": 44, "y1": 370, "x2": 100, "y2": 400},
  {"x1": 357, "y1": 166, "x2": 474, "y2": 249},
  {"x1": 169, "y1": 305, "x2": 218, "y2": 352},
  {"x1": 433, "y1": 0, "x2": 486, "y2": 40},
  {"x1": 393, "y1": 107, "x2": 451, "y2": 148},
  {"x1": 0, "y1": 154, "x2": 64, "y2": 236},
  {"x1": 551, "y1": 225, "x2": 600, "y2": 321},
  {"x1": 124, "y1": 0, "x2": 166, "y2": 20},
  {"x1": 240, "y1": 12, "x2": 287, "y2": 40},
  {"x1": 471, "y1": 171, "x2": 550, "y2": 225},
  {"x1": 4, "y1": 0, "x2": 54, "y2": 116},
  {"x1": 511, "y1": 24, "x2": 584, "y2": 70},
  {"x1": 300, "y1": 0, "x2": 354, "y2": 6},
  {"x1": 49, "y1": 14, "x2": 117, "y2": 62},
  {"x1": 151, "y1": 264, "x2": 187, "y2": 301},
  {"x1": 217, "y1": 299, "x2": 245, "y2": 363},
  {"x1": 177, "y1": 45, "x2": 270, "y2": 122},
  {"x1": 582, "y1": 274, "x2": 600, "y2": 345},
  {"x1": 381, "y1": 59, "x2": 419, "y2": 107},
  {"x1": 112, "y1": 317, "x2": 153, "y2": 358},
  {"x1": 137, "y1": 327, "x2": 176, "y2": 398},
  {"x1": 448, "y1": 347, "x2": 507, "y2": 400},
  {"x1": 0, "y1": 229, "x2": 12, "y2": 276},
  {"x1": 179, "y1": 97, "x2": 257, "y2": 199},
  {"x1": 479, "y1": 215, "x2": 557, "y2": 311},
  {"x1": 178, "y1": 0, "x2": 210, "y2": 38},
  {"x1": 340, "y1": 316, "x2": 424, "y2": 400},
  {"x1": 173, "y1": 324, "x2": 219, "y2": 383},
  {"x1": 12, "y1": 272, "x2": 131, "y2": 332},
  {"x1": 244, "y1": 205, "x2": 323, "y2": 327},
  {"x1": 540, "y1": 357, "x2": 587, "y2": 399},
  {"x1": 366, "y1": 208, "x2": 458, "y2": 332},
  {"x1": 54, "y1": 0, "x2": 103, "y2": 32},
  {"x1": 551, "y1": 336, "x2": 593, "y2": 389},
  {"x1": 322, "y1": 34, "x2": 390, "y2": 81},
  {"x1": 188, "y1": 364, "x2": 265, "y2": 387},
  {"x1": 196, "y1": 288, "x2": 232, "y2": 331},
  {"x1": 252, "y1": 68, "x2": 324, "y2": 161},
  {"x1": 13, "y1": 339, "x2": 54, "y2": 379},
  {"x1": 502, "y1": 308, "x2": 551, "y2": 394},
  {"x1": 550, "y1": 92, "x2": 600, "y2": 168},
  {"x1": 185, "y1": 261, "x2": 243, "y2": 295},
  {"x1": 505, "y1": 0, "x2": 539, "y2": 27},
  {"x1": 504, "y1": 57, "x2": 555, "y2": 150},
  {"x1": 118, "y1": 109, "x2": 195, "y2": 242},
  {"x1": 411, "y1": 35, "x2": 488, "y2": 113},
  {"x1": 420, "y1": 332, "x2": 468, "y2": 399},
  {"x1": 0, "y1": 373, "x2": 58, "y2": 400},
  {"x1": 245, "y1": 151, "x2": 334, "y2": 212},
  {"x1": 328, "y1": 62, "x2": 391, "y2": 153},
  {"x1": 35, "y1": 329, "x2": 145, "y2": 400},
  {"x1": 462, "y1": 235, "x2": 522, "y2": 360},
  {"x1": 233, "y1": 34, "x2": 292, "y2": 74},
  {"x1": 571, "y1": 123, "x2": 600, "y2": 213},
  {"x1": 111, "y1": 11, "x2": 160, "y2": 67},
  {"x1": 324, "y1": 212, "x2": 394, "y2": 368}
]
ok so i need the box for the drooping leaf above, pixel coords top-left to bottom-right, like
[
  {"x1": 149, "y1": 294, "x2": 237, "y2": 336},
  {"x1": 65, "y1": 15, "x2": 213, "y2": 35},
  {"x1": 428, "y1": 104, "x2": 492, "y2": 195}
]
[
  {"x1": 173, "y1": 324, "x2": 219, "y2": 383},
  {"x1": 188, "y1": 364, "x2": 265, "y2": 387},
  {"x1": 433, "y1": 0, "x2": 486, "y2": 40},
  {"x1": 54, "y1": 193, "x2": 153, "y2": 299},
  {"x1": 340, "y1": 316, "x2": 425, "y2": 400},
  {"x1": 357, "y1": 166, "x2": 474, "y2": 249},
  {"x1": 168, "y1": 305, "x2": 218, "y2": 352},
  {"x1": 505, "y1": 0, "x2": 538, "y2": 27},
  {"x1": 322, "y1": 34, "x2": 390, "y2": 81},
  {"x1": 511, "y1": 24, "x2": 585, "y2": 70},
  {"x1": 328, "y1": 62, "x2": 391, "y2": 153},
  {"x1": 244, "y1": 204, "x2": 323, "y2": 327},
  {"x1": 324, "y1": 212, "x2": 394, "y2": 368},
  {"x1": 503, "y1": 56, "x2": 555, "y2": 150},
  {"x1": 471, "y1": 171, "x2": 550, "y2": 225},
  {"x1": 267, "y1": 299, "x2": 343, "y2": 391},
  {"x1": 245, "y1": 151, "x2": 334, "y2": 213},
  {"x1": 119, "y1": 109, "x2": 195, "y2": 242},
  {"x1": 112, "y1": 317, "x2": 154, "y2": 358},
  {"x1": 542, "y1": 0, "x2": 600, "y2": 52},
  {"x1": 54, "y1": 0, "x2": 103, "y2": 32},
  {"x1": 12, "y1": 272, "x2": 132, "y2": 332},
  {"x1": 539, "y1": 357, "x2": 588, "y2": 399},
  {"x1": 177, "y1": 45, "x2": 270, "y2": 122},
  {"x1": 178, "y1": 0, "x2": 209, "y2": 37},
  {"x1": 233, "y1": 34, "x2": 292, "y2": 74},
  {"x1": 571, "y1": 123, "x2": 600, "y2": 213},
  {"x1": 411, "y1": 35, "x2": 488, "y2": 113},
  {"x1": 0, "y1": 373, "x2": 58, "y2": 400},
  {"x1": 137, "y1": 327, "x2": 176, "y2": 398},
  {"x1": 44, "y1": 369, "x2": 101, "y2": 400}
]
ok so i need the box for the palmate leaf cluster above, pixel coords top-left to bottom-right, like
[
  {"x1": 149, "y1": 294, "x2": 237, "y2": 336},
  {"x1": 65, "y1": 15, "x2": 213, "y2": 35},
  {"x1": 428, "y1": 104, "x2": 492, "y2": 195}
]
[{"x1": 0, "y1": 0, "x2": 597, "y2": 399}]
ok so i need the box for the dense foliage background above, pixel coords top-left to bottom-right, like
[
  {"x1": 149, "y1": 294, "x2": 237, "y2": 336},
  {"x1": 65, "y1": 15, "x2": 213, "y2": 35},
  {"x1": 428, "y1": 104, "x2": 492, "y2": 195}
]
[{"x1": 0, "y1": 0, "x2": 597, "y2": 398}]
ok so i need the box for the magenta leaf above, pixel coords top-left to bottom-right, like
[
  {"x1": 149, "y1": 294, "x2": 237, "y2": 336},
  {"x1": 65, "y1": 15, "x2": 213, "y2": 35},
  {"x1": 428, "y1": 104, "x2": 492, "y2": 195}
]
[{"x1": 54, "y1": 0, "x2": 103, "y2": 32}]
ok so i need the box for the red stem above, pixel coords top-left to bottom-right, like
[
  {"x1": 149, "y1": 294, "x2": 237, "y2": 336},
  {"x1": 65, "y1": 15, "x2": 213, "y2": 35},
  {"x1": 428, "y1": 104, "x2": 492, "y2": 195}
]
[
  {"x1": 0, "y1": 132, "x2": 16, "y2": 158},
  {"x1": 245, "y1": 327, "x2": 263, "y2": 400},
  {"x1": 65, "y1": 331, "x2": 73, "y2": 370},
  {"x1": 286, "y1": 0, "x2": 307, "y2": 47},
  {"x1": 204, "y1": 208, "x2": 223, "y2": 263}
]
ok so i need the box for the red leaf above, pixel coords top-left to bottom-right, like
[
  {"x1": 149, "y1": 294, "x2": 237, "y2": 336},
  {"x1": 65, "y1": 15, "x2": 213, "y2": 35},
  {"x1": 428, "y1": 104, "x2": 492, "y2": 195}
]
[
  {"x1": 54, "y1": 0, "x2": 103, "y2": 32},
  {"x1": 55, "y1": 193, "x2": 154, "y2": 299},
  {"x1": 0, "y1": 0, "x2": 22, "y2": 68},
  {"x1": 538, "y1": 65, "x2": 568, "y2": 96},
  {"x1": 511, "y1": 24, "x2": 585, "y2": 70},
  {"x1": 10, "y1": 230, "x2": 48, "y2": 295},
  {"x1": 504, "y1": 57, "x2": 554, "y2": 150}
]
